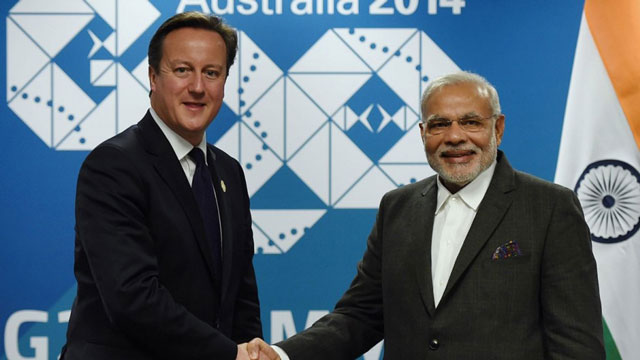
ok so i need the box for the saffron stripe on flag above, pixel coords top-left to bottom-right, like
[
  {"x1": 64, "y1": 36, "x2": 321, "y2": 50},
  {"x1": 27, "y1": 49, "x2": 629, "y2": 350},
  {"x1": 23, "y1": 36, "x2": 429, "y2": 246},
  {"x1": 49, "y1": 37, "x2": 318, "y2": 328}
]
[{"x1": 585, "y1": 0, "x2": 640, "y2": 147}]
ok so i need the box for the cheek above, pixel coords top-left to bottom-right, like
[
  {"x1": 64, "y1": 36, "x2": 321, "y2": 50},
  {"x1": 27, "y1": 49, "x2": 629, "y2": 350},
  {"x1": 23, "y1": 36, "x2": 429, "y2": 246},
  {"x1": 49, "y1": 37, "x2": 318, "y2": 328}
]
[
  {"x1": 208, "y1": 81, "x2": 226, "y2": 99},
  {"x1": 470, "y1": 133, "x2": 493, "y2": 150}
]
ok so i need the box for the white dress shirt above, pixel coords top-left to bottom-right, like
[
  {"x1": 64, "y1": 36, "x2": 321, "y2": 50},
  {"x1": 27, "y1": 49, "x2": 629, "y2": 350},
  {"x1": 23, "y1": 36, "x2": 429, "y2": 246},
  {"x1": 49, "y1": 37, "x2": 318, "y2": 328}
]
[
  {"x1": 272, "y1": 161, "x2": 497, "y2": 359},
  {"x1": 149, "y1": 107, "x2": 208, "y2": 185},
  {"x1": 431, "y1": 161, "x2": 496, "y2": 307}
]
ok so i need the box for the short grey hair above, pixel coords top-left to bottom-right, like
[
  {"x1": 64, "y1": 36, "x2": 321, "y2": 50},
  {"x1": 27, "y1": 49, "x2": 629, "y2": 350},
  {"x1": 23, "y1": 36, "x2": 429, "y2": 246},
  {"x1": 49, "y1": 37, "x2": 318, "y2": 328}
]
[{"x1": 420, "y1": 71, "x2": 501, "y2": 121}]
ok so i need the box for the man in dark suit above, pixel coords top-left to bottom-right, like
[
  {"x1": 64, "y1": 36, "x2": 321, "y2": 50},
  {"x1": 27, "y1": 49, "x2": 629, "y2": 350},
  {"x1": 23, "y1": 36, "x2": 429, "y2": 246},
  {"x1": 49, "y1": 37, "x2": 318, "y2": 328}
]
[
  {"x1": 250, "y1": 71, "x2": 605, "y2": 359},
  {"x1": 62, "y1": 12, "x2": 277, "y2": 360}
]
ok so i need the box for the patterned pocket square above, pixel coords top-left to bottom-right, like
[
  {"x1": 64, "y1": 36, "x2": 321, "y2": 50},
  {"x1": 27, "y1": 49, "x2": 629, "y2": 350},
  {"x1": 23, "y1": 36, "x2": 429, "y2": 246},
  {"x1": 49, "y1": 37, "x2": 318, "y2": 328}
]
[{"x1": 491, "y1": 240, "x2": 522, "y2": 260}]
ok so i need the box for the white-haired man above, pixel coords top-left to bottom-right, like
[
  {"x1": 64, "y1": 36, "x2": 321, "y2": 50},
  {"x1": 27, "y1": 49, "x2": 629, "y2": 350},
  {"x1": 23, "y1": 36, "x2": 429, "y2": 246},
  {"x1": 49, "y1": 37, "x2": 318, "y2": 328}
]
[{"x1": 250, "y1": 71, "x2": 605, "y2": 360}]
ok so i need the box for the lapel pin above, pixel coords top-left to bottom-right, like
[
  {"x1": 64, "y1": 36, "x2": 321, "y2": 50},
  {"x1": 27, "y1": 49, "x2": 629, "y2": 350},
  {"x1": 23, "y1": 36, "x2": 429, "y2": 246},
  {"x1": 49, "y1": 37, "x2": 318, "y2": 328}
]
[{"x1": 221, "y1": 180, "x2": 226, "y2": 193}]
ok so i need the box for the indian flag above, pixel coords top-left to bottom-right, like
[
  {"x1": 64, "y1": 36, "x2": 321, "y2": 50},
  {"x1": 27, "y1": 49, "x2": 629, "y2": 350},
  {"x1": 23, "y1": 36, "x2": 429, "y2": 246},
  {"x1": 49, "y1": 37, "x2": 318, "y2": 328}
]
[{"x1": 555, "y1": 0, "x2": 640, "y2": 358}]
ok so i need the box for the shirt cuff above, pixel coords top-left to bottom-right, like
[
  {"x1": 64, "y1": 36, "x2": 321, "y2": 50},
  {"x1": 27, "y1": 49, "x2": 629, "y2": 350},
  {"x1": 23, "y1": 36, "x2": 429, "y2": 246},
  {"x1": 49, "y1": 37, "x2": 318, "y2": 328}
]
[{"x1": 272, "y1": 345, "x2": 290, "y2": 360}]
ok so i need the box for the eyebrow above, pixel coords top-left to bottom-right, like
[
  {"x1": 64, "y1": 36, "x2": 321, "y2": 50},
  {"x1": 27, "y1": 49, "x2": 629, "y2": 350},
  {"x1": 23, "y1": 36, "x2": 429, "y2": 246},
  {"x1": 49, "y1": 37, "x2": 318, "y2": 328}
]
[
  {"x1": 167, "y1": 59, "x2": 224, "y2": 69},
  {"x1": 426, "y1": 111, "x2": 481, "y2": 122}
]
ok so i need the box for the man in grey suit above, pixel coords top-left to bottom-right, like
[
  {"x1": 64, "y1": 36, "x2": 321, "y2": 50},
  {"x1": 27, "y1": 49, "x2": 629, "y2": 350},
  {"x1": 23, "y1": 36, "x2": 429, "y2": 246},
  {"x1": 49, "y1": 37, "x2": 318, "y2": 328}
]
[{"x1": 249, "y1": 71, "x2": 605, "y2": 359}]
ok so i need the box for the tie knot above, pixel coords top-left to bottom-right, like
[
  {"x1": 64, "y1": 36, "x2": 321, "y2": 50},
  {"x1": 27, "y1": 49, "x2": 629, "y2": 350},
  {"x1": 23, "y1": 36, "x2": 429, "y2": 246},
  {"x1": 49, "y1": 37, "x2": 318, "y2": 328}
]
[{"x1": 188, "y1": 148, "x2": 206, "y2": 167}]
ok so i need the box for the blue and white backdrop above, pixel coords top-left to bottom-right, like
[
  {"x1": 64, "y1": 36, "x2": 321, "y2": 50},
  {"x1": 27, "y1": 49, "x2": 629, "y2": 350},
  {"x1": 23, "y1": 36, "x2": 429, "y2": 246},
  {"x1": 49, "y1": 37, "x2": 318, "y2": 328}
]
[{"x1": 1, "y1": 1, "x2": 584, "y2": 359}]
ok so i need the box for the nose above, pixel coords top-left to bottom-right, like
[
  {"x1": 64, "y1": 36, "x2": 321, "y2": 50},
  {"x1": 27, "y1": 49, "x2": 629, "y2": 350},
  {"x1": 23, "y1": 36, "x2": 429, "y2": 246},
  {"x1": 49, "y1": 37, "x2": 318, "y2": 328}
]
[
  {"x1": 188, "y1": 73, "x2": 204, "y2": 95},
  {"x1": 442, "y1": 120, "x2": 467, "y2": 145}
]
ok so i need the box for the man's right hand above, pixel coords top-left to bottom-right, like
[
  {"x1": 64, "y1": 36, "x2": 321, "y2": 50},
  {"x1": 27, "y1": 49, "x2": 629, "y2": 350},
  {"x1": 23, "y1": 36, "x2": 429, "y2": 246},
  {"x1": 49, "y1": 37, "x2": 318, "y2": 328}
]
[{"x1": 245, "y1": 338, "x2": 280, "y2": 360}]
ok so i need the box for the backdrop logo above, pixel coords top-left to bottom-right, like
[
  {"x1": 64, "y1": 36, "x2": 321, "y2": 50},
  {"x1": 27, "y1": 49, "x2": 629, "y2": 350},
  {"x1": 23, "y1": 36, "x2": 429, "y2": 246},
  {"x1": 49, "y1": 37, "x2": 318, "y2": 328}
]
[{"x1": 5, "y1": 1, "x2": 459, "y2": 255}]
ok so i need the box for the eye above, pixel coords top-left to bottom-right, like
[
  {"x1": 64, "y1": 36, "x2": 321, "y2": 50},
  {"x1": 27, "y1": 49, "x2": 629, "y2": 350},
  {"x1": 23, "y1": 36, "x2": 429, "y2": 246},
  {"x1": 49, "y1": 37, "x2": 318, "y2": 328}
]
[
  {"x1": 460, "y1": 119, "x2": 481, "y2": 126},
  {"x1": 428, "y1": 120, "x2": 450, "y2": 129},
  {"x1": 174, "y1": 67, "x2": 190, "y2": 76},
  {"x1": 204, "y1": 69, "x2": 220, "y2": 79}
]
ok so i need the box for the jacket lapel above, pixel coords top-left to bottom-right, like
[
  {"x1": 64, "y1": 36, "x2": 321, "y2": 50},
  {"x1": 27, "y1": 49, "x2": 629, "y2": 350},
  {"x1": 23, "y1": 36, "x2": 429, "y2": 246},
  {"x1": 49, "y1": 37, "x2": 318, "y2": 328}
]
[
  {"x1": 138, "y1": 112, "x2": 218, "y2": 283},
  {"x1": 415, "y1": 178, "x2": 438, "y2": 317},
  {"x1": 440, "y1": 152, "x2": 516, "y2": 303},
  {"x1": 206, "y1": 146, "x2": 234, "y2": 302}
]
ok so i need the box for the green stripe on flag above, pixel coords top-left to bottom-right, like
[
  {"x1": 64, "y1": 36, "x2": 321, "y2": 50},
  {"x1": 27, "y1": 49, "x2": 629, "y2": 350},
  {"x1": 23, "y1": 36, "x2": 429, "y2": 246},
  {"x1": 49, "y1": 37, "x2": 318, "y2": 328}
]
[{"x1": 604, "y1": 318, "x2": 622, "y2": 359}]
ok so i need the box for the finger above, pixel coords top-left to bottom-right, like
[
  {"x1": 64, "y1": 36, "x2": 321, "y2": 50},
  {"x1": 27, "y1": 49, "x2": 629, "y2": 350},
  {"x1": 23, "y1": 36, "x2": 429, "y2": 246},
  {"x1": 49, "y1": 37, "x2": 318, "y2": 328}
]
[{"x1": 246, "y1": 338, "x2": 264, "y2": 359}]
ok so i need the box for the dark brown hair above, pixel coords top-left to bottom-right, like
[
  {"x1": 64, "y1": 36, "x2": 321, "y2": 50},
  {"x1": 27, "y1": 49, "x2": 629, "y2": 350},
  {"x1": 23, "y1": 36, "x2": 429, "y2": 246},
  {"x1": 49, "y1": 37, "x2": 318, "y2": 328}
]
[{"x1": 148, "y1": 12, "x2": 237, "y2": 76}]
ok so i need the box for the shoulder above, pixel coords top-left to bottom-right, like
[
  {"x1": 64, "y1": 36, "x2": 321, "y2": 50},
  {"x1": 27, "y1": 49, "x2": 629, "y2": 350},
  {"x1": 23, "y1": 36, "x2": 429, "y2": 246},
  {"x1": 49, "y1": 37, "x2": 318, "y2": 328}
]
[
  {"x1": 380, "y1": 175, "x2": 436, "y2": 206},
  {"x1": 513, "y1": 170, "x2": 576, "y2": 199},
  {"x1": 80, "y1": 124, "x2": 146, "y2": 176},
  {"x1": 207, "y1": 144, "x2": 244, "y2": 175},
  {"x1": 208, "y1": 144, "x2": 239, "y2": 166}
]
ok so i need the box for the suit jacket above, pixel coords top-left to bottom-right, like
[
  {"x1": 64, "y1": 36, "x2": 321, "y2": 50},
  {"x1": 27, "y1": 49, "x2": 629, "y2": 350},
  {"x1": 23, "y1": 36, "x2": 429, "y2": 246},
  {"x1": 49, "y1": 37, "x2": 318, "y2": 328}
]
[
  {"x1": 278, "y1": 151, "x2": 604, "y2": 359},
  {"x1": 62, "y1": 111, "x2": 262, "y2": 360}
]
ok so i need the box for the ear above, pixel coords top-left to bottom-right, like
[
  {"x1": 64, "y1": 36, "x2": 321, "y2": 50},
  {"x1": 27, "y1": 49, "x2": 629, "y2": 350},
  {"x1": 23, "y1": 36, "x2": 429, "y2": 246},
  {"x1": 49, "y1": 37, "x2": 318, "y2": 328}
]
[
  {"x1": 494, "y1": 114, "x2": 505, "y2": 146},
  {"x1": 148, "y1": 66, "x2": 157, "y2": 92},
  {"x1": 418, "y1": 121, "x2": 427, "y2": 144}
]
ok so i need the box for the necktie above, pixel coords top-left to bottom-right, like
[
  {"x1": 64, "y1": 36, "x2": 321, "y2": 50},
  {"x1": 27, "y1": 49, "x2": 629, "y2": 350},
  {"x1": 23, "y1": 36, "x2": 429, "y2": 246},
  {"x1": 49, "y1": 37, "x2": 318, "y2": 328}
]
[{"x1": 188, "y1": 148, "x2": 223, "y2": 287}]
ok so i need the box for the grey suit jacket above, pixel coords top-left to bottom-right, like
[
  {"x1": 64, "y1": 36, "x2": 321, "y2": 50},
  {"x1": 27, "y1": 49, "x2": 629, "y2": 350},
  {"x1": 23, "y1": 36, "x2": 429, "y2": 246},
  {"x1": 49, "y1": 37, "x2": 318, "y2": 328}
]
[{"x1": 278, "y1": 151, "x2": 604, "y2": 359}]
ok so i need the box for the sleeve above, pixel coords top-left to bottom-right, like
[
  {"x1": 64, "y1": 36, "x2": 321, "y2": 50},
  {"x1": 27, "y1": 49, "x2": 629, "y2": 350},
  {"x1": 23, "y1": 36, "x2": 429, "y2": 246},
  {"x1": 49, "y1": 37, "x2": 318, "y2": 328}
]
[
  {"x1": 275, "y1": 196, "x2": 387, "y2": 360},
  {"x1": 75, "y1": 145, "x2": 237, "y2": 359},
  {"x1": 540, "y1": 188, "x2": 605, "y2": 359}
]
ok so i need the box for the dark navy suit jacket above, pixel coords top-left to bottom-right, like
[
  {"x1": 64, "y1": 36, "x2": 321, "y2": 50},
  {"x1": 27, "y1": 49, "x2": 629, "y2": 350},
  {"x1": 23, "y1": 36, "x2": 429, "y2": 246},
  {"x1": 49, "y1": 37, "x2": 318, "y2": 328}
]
[{"x1": 62, "y1": 111, "x2": 261, "y2": 359}]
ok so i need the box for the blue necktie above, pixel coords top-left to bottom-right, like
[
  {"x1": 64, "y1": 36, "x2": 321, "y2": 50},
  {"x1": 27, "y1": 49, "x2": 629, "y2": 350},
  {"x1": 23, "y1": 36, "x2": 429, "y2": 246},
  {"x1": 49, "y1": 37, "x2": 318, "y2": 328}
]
[{"x1": 188, "y1": 148, "x2": 222, "y2": 287}]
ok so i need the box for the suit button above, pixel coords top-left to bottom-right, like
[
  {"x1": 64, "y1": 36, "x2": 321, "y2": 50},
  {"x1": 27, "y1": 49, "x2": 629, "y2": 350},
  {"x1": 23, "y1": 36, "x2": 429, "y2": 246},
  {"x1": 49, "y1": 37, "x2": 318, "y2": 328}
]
[{"x1": 429, "y1": 338, "x2": 439, "y2": 350}]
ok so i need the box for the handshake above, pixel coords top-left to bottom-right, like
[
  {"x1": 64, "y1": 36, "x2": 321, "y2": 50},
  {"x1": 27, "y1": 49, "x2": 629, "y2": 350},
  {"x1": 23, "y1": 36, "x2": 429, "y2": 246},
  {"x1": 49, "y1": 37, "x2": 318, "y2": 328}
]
[{"x1": 237, "y1": 338, "x2": 281, "y2": 360}]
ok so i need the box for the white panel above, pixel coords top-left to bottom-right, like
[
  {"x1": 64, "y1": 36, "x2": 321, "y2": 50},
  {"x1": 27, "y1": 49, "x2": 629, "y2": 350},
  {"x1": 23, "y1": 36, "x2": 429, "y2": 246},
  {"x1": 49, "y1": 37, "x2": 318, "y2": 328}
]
[
  {"x1": 215, "y1": 122, "x2": 240, "y2": 160},
  {"x1": 103, "y1": 32, "x2": 116, "y2": 56},
  {"x1": 289, "y1": 30, "x2": 370, "y2": 73},
  {"x1": 116, "y1": 0, "x2": 160, "y2": 55},
  {"x1": 53, "y1": 64, "x2": 96, "y2": 145},
  {"x1": 378, "y1": 122, "x2": 426, "y2": 163},
  {"x1": 131, "y1": 57, "x2": 150, "y2": 91},
  {"x1": 335, "y1": 166, "x2": 396, "y2": 208},
  {"x1": 8, "y1": 65, "x2": 52, "y2": 146},
  {"x1": 334, "y1": 28, "x2": 417, "y2": 72},
  {"x1": 419, "y1": 32, "x2": 460, "y2": 98},
  {"x1": 288, "y1": 73, "x2": 371, "y2": 117},
  {"x1": 116, "y1": 64, "x2": 149, "y2": 131},
  {"x1": 379, "y1": 164, "x2": 435, "y2": 186},
  {"x1": 86, "y1": 0, "x2": 116, "y2": 29},
  {"x1": 252, "y1": 210, "x2": 326, "y2": 253},
  {"x1": 243, "y1": 78, "x2": 285, "y2": 158},
  {"x1": 224, "y1": 59, "x2": 240, "y2": 115},
  {"x1": 239, "y1": 123, "x2": 283, "y2": 197},
  {"x1": 11, "y1": 14, "x2": 94, "y2": 58},
  {"x1": 252, "y1": 223, "x2": 281, "y2": 254},
  {"x1": 377, "y1": 31, "x2": 420, "y2": 113},
  {"x1": 6, "y1": 18, "x2": 50, "y2": 101},
  {"x1": 90, "y1": 60, "x2": 114, "y2": 84},
  {"x1": 57, "y1": 90, "x2": 116, "y2": 150},
  {"x1": 237, "y1": 31, "x2": 283, "y2": 113},
  {"x1": 288, "y1": 123, "x2": 330, "y2": 205},
  {"x1": 330, "y1": 123, "x2": 372, "y2": 205},
  {"x1": 285, "y1": 77, "x2": 328, "y2": 159},
  {"x1": 10, "y1": 0, "x2": 93, "y2": 13}
]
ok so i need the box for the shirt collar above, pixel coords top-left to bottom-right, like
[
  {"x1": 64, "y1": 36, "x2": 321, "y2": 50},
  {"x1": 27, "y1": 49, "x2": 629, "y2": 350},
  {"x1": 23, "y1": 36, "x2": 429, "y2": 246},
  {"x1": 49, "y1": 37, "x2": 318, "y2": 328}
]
[
  {"x1": 149, "y1": 107, "x2": 208, "y2": 164},
  {"x1": 435, "y1": 159, "x2": 497, "y2": 214}
]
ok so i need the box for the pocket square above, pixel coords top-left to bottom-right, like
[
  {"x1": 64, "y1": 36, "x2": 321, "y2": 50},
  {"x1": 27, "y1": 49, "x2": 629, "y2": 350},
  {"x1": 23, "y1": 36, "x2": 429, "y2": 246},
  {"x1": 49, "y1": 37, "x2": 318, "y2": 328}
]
[{"x1": 491, "y1": 240, "x2": 522, "y2": 260}]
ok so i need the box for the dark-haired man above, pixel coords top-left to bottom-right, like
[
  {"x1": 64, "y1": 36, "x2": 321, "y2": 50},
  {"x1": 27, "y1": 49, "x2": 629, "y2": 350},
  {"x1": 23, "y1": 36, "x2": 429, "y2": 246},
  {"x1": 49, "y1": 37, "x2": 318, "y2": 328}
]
[{"x1": 61, "y1": 12, "x2": 276, "y2": 360}]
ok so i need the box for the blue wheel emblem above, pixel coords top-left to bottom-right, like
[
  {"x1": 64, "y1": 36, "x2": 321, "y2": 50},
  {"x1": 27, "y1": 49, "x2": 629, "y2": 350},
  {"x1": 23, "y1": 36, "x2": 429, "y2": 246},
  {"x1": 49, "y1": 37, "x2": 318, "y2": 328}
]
[{"x1": 574, "y1": 160, "x2": 640, "y2": 243}]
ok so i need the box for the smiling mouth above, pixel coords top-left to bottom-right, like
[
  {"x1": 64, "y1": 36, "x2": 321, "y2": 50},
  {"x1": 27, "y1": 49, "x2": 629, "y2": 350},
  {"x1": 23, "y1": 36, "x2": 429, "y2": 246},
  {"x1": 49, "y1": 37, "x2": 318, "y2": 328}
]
[
  {"x1": 441, "y1": 150, "x2": 476, "y2": 158},
  {"x1": 183, "y1": 102, "x2": 206, "y2": 110}
]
